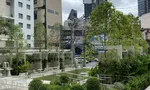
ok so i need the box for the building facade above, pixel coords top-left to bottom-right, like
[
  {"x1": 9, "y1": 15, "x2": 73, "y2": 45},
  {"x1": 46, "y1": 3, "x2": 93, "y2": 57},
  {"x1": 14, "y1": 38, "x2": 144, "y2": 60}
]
[
  {"x1": 138, "y1": 0, "x2": 150, "y2": 16},
  {"x1": 83, "y1": 0, "x2": 104, "y2": 18},
  {"x1": 139, "y1": 13, "x2": 150, "y2": 45},
  {"x1": 0, "y1": 0, "x2": 34, "y2": 48},
  {"x1": 34, "y1": 0, "x2": 62, "y2": 49}
]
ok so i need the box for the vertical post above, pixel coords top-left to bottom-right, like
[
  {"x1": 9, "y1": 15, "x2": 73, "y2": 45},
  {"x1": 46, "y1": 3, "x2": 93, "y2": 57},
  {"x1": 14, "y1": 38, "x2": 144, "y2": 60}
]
[
  {"x1": 71, "y1": 23, "x2": 75, "y2": 68},
  {"x1": 83, "y1": 17, "x2": 86, "y2": 67}
]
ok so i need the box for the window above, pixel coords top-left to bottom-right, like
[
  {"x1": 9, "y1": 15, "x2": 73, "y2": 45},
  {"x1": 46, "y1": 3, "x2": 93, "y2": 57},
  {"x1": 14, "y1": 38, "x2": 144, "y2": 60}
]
[
  {"x1": 6, "y1": 2, "x2": 11, "y2": 6},
  {"x1": 48, "y1": 25, "x2": 53, "y2": 29},
  {"x1": 27, "y1": 15, "x2": 31, "y2": 20},
  {"x1": 34, "y1": 11, "x2": 37, "y2": 19},
  {"x1": 18, "y1": 2, "x2": 23, "y2": 7},
  {"x1": 55, "y1": 11, "x2": 59, "y2": 15},
  {"x1": 27, "y1": 24, "x2": 31, "y2": 29},
  {"x1": 18, "y1": 13, "x2": 23, "y2": 19},
  {"x1": 27, "y1": 4, "x2": 30, "y2": 9},
  {"x1": 34, "y1": 0, "x2": 37, "y2": 4},
  {"x1": 27, "y1": 43, "x2": 31, "y2": 48},
  {"x1": 48, "y1": 9, "x2": 54, "y2": 14},
  {"x1": 27, "y1": 35, "x2": 31, "y2": 40},
  {"x1": 19, "y1": 23, "x2": 23, "y2": 28}
]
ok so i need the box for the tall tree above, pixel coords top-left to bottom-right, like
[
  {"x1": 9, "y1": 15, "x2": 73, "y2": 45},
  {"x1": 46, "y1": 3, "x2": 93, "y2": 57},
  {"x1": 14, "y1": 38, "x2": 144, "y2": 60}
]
[
  {"x1": 48, "y1": 23, "x2": 62, "y2": 50},
  {"x1": 34, "y1": 23, "x2": 45, "y2": 52},
  {"x1": 85, "y1": 1, "x2": 148, "y2": 59}
]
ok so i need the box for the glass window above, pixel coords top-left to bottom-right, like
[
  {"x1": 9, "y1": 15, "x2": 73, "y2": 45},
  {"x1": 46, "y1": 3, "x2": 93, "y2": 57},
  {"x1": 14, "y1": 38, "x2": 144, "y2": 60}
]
[
  {"x1": 47, "y1": 9, "x2": 54, "y2": 14},
  {"x1": 34, "y1": 11, "x2": 37, "y2": 19},
  {"x1": 55, "y1": 11, "x2": 59, "y2": 15},
  {"x1": 18, "y1": 2, "x2": 23, "y2": 7},
  {"x1": 19, "y1": 23, "x2": 23, "y2": 28},
  {"x1": 6, "y1": 2, "x2": 11, "y2": 6},
  {"x1": 27, "y1": 4, "x2": 30, "y2": 10},
  {"x1": 27, "y1": 43, "x2": 31, "y2": 48},
  {"x1": 34, "y1": 0, "x2": 37, "y2": 4},
  {"x1": 27, "y1": 24, "x2": 31, "y2": 29},
  {"x1": 18, "y1": 13, "x2": 23, "y2": 19},
  {"x1": 27, "y1": 35, "x2": 31, "y2": 40},
  {"x1": 27, "y1": 15, "x2": 31, "y2": 20},
  {"x1": 48, "y1": 25, "x2": 53, "y2": 29}
]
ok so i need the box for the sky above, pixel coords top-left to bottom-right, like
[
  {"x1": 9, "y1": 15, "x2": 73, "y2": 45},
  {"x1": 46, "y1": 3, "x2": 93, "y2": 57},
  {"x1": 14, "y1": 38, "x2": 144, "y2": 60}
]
[{"x1": 62, "y1": 0, "x2": 138, "y2": 23}]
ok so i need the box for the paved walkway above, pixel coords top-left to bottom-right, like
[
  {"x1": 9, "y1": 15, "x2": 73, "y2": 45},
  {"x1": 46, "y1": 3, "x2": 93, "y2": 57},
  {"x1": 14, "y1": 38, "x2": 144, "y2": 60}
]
[
  {"x1": 146, "y1": 86, "x2": 150, "y2": 90},
  {"x1": 0, "y1": 62, "x2": 97, "y2": 90},
  {"x1": 0, "y1": 68, "x2": 75, "y2": 90}
]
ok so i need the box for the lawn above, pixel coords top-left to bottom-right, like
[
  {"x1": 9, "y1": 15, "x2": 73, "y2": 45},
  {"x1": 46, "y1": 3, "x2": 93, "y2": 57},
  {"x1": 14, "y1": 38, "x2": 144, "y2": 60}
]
[{"x1": 36, "y1": 68, "x2": 90, "y2": 82}]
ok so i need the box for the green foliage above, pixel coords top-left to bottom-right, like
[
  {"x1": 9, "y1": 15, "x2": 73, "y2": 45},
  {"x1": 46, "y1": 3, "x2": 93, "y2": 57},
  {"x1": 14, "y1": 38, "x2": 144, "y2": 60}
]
[
  {"x1": 47, "y1": 85, "x2": 62, "y2": 90},
  {"x1": 124, "y1": 72, "x2": 150, "y2": 90},
  {"x1": 86, "y1": 78, "x2": 101, "y2": 90},
  {"x1": 29, "y1": 79, "x2": 43, "y2": 90},
  {"x1": 59, "y1": 75, "x2": 70, "y2": 84},
  {"x1": 85, "y1": 1, "x2": 148, "y2": 61},
  {"x1": 113, "y1": 82, "x2": 124, "y2": 90},
  {"x1": 18, "y1": 61, "x2": 30, "y2": 73},
  {"x1": 34, "y1": 23, "x2": 45, "y2": 51},
  {"x1": 39, "y1": 84, "x2": 50, "y2": 90},
  {"x1": 89, "y1": 66, "x2": 99, "y2": 77},
  {"x1": 71, "y1": 84, "x2": 84, "y2": 90},
  {"x1": 89, "y1": 55, "x2": 150, "y2": 84},
  {"x1": 11, "y1": 55, "x2": 25, "y2": 75},
  {"x1": 48, "y1": 23, "x2": 62, "y2": 49}
]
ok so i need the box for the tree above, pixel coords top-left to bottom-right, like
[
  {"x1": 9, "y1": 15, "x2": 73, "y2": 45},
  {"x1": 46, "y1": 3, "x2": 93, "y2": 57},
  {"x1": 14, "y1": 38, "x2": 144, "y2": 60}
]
[
  {"x1": 71, "y1": 84, "x2": 84, "y2": 90},
  {"x1": 86, "y1": 78, "x2": 101, "y2": 90},
  {"x1": 7, "y1": 25, "x2": 27, "y2": 75},
  {"x1": 34, "y1": 23, "x2": 45, "y2": 52},
  {"x1": 85, "y1": 1, "x2": 148, "y2": 59},
  {"x1": 59, "y1": 75, "x2": 70, "y2": 85},
  {"x1": 48, "y1": 23, "x2": 63, "y2": 50},
  {"x1": 29, "y1": 79, "x2": 43, "y2": 90},
  {"x1": 48, "y1": 23, "x2": 65, "y2": 71},
  {"x1": 0, "y1": 17, "x2": 10, "y2": 35}
]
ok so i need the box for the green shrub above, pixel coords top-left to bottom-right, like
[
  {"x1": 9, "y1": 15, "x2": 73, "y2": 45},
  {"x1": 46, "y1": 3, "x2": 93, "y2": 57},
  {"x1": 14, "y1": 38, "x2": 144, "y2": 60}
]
[
  {"x1": 71, "y1": 84, "x2": 84, "y2": 90},
  {"x1": 124, "y1": 72, "x2": 150, "y2": 90},
  {"x1": 59, "y1": 75, "x2": 70, "y2": 84},
  {"x1": 18, "y1": 61, "x2": 30, "y2": 73},
  {"x1": 86, "y1": 78, "x2": 101, "y2": 90},
  {"x1": 39, "y1": 84, "x2": 49, "y2": 90},
  {"x1": 113, "y1": 82, "x2": 124, "y2": 90},
  {"x1": 29, "y1": 79, "x2": 43, "y2": 90},
  {"x1": 52, "y1": 79, "x2": 61, "y2": 85}
]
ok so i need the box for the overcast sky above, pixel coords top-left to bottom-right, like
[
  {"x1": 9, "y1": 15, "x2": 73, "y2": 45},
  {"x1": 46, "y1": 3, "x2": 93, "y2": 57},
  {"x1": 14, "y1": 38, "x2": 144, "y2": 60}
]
[{"x1": 62, "y1": 0, "x2": 138, "y2": 23}]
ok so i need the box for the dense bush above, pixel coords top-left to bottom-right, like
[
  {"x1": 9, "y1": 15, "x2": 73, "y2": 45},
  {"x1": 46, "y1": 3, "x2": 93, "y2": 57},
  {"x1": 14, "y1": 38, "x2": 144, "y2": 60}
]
[
  {"x1": 86, "y1": 78, "x2": 101, "y2": 90},
  {"x1": 124, "y1": 72, "x2": 150, "y2": 90},
  {"x1": 29, "y1": 79, "x2": 43, "y2": 90},
  {"x1": 70, "y1": 84, "x2": 84, "y2": 90},
  {"x1": 18, "y1": 61, "x2": 30, "y2": 73},
  {"x1": 39, "y1": 84, "x2": 50, "y2": 90},
  {"x1": 59, "y1": 75, "x2": 70, "y2": 84},
  {"x1": 90, "y1": 55, "x2": 150, "y2": 77}
]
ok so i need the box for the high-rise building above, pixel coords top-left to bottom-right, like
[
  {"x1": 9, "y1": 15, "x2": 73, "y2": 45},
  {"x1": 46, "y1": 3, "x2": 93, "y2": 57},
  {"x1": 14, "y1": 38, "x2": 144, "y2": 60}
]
[
  {"x1": 83, "y1": 0, "x2": 104, "y2": 18},
  {"x1": 34, "y1": 0, "x2": 62, "y2": 49},
  {"x1": 138, "y1": 0, "x2": 150, "y2": 16},
  {"x1": 0, "y1": 0, "x2": 34, "y2": 48}
]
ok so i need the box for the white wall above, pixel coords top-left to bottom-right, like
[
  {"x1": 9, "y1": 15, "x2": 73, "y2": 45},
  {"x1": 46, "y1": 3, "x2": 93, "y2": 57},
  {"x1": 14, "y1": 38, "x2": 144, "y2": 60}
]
[
  {"x1": 14, "y1": 0, "x2": 34, "y2": 48},
  {"x1": 139, "y1": 13, "x2": 150, "y2": 28}
]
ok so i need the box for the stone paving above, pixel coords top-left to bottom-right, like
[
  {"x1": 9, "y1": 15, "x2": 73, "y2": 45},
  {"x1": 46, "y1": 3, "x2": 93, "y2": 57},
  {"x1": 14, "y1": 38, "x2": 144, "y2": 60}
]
[{"x1": 0, "y1": 68, "x2": 75, "y2": 90}]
